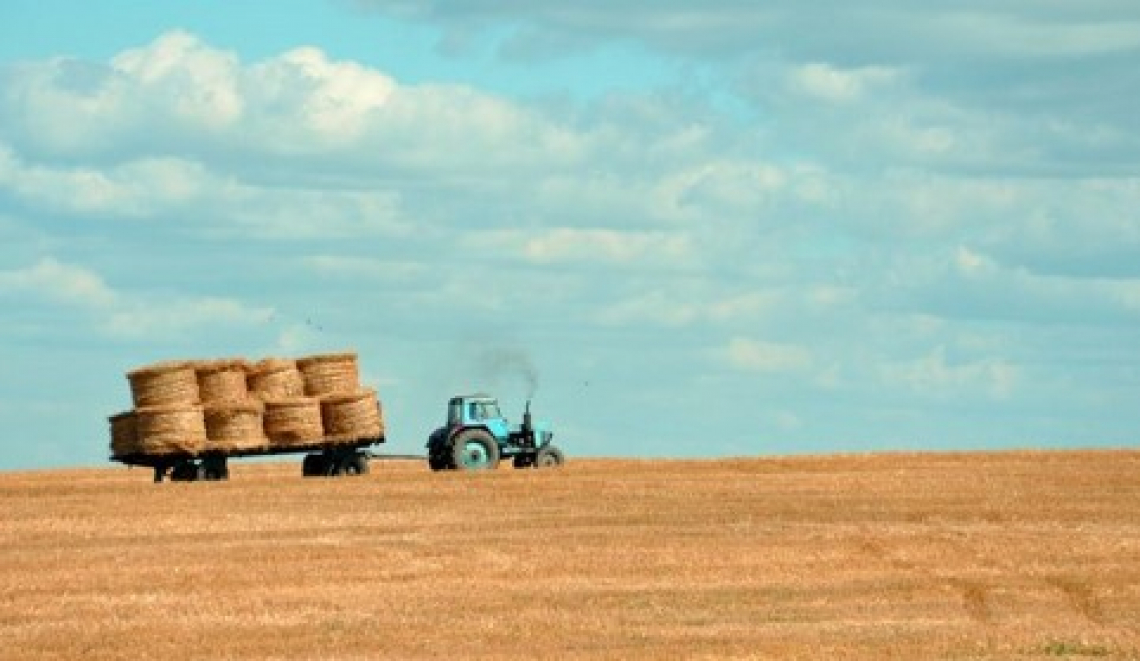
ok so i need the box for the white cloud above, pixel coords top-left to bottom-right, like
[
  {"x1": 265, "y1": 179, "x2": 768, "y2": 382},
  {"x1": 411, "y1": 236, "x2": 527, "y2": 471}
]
[
  {"x1": 880, "y1": 345, "x2": 1018, "y2": 400},
  {"x1": 112, "y1": 30, "x2": 244, "y2": 129},
  {"x1": 0, "y1": 149, "x2": 215, "y2": 218},
  {"x1": 0, "y1": 257, "x2": 118, "y2": 308},
  {"x1": 719, "y1": 337, "x2": 814, "y2": 374},
  {"x1": 593, "y1": 289, "x2": 700, "y2": 327},
  {"x1": 508, "y1": 228, "x2": 693, "y2": 266},
  {"x1": 789, "y1": 63, "x2": 902, "y2": 103},
  {"x1": 104, "y1": 297, "x2": 272, "y2": 340},
  {"x1": 0, "y1": 257, "x2": 272, "y2": 340}
]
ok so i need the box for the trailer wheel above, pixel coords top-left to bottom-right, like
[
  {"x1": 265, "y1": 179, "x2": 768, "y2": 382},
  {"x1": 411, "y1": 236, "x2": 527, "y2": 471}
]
[
  {"x1": 343, "y1": 453, "x2": 369, "y2": 476},
  {"x1": 535, "y1": 445, "x2": 564, "y2": 469},
  {"x1": 171, "y1": 460, "x2": 200, "y2": 482},
  {"x1": 302, "y1": 454, "x2": 327, "y2": 477},
  {"x1": 450, "y1": 429, "x2": 500, "y2": 470}
]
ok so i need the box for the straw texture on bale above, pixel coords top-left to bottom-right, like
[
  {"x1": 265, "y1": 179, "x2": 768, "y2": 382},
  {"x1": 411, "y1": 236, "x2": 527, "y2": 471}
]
[
  {"x1": 127, "y1": 361, "x2": 200, "y2": 408},
  {"x1": 196, "y1": 359, "x2": 250, "y2": 404},
  {"x1": 135, "y1": 405, "x2": 206, "y2": 455},
  {"x1": 247, "y1": 358, "x2": 305, "y2": 401},
  {"x1": 108, "y1": 411, "x2": 138, "y2": 457},
  {"x1": 204, "y1": 401, "x2": 268, "y2": 453},
  {"x1": 297, "y1": 352, "x2": 360, "y2": 397},
  {"x1": 264, "y1": 398, "x2": 323, "y2": 447},
  {"x1": 320, "y1": 389, "x2": 384, "y2": 442}
]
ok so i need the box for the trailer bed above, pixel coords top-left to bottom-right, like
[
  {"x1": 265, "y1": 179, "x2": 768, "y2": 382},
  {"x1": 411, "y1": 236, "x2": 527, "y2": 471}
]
[{"x1": 112, "y1": 435, "x2": 386, "y2": 482}]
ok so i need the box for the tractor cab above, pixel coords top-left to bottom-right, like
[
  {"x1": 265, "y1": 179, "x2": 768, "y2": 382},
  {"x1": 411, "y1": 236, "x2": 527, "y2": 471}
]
[
  {"x1": 427, "y1": 394, "x2": 563, "y2": 471},
  {"x1": 448, "y1": 395, "x2": 511, "y2": 441}
]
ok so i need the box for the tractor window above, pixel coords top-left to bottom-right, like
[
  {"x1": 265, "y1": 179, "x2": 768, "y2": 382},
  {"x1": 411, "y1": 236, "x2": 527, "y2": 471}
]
[{"x1": 482, "y1": 402, "x2": 502, "y2": 419}]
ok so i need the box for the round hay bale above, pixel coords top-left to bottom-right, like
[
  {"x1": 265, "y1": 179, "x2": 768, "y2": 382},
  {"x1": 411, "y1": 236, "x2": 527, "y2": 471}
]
[
  {"x1": 320, "y1": 389, "x2": 383, "y2": 442},
  {"x1": 297, "y1": 351, "x2": 360, "y2": 397},
  {"x1": 264, "y1": 397, "x2": 323, "y2": 447},
  {"x1": 197, "y1": 359, "x2": 250, "y2": 404},
  {"x1": 135, "y1": 404, "x2": 206, "y2": 456},
  {"x1": 109, "y1": 410, "x2": 138, "y2": 457},
  {"x1": 247, "y1": 358, "x2": 305, "y2": 401},
  {"x1": 127, "y1": 361, "x2": 200, "y2": 408},
  {"x1": 204, "y1": 400, "x2": 267, "y2": 453}
]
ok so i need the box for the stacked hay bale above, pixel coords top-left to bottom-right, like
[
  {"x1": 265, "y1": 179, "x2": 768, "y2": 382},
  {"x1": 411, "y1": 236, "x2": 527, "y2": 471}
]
[
  {"x1": 128, "y1": 361, "x2": 199, "y2": 408},
  {"x1": 204, "y1": 400, "x2": 267, "y2": 453},
  {"x1": 119, "y1": 361, "x2": 205, "y2": 457},
  {"x1": 108, "y1": 411, "x2": 138, "y2": 457},
  {"x1": 246, "y1": 358, "x2": 304, "y2": 401},
  {"x1": 197, "y1": 359, "x2": 250, "y2": 404},
  {"x1": 263, "y1": 397, "x2": 324, "y2": 448},
  {"x1": 110, "y1": 349, "x2": 380, "y2": 458},
  {"x1": 297, "y1": 352, "x2": 384, "y2": 442},
  {"x1": 321, "y1": 389, "x2": 384, "y2": 442},
  {"x1": 196, "y1": 359, "x2": 268, "y2": 453},
  {"x1": 134, "y1": 404, "x2": 207, "y2": 455}
]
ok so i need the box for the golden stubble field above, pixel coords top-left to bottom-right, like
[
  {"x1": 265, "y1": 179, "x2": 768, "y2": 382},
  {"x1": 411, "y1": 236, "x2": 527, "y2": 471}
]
[{"x1": 2, "y1": 451, "x2": 1139, "y2": 659}]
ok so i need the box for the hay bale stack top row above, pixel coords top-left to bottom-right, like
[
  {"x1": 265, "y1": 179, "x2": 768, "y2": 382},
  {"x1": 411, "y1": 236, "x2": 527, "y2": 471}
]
[{"x1": 110, "y1": 352, "x2": 382, "y2": 458}]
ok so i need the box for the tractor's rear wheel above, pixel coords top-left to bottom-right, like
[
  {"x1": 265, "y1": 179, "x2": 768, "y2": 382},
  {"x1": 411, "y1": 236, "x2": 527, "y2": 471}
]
[
  {"x1": 428, "y1": 453, "x2": 452, "y2": 471},
  {"x1": 450, "y1": 429, "x2": 500, "y2": 470},
  {"x1": 534, "y1": 445, "x2": 565, "y2": 469}
]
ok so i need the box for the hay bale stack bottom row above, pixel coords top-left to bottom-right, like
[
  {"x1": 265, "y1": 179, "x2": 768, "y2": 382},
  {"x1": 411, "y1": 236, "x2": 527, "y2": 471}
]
[
  {"x1": 110, "y1": 352, "x2": 384, "y2": 457},
  {"x1": 205, "y1": 401, "x2": 268, "y2": 453}
]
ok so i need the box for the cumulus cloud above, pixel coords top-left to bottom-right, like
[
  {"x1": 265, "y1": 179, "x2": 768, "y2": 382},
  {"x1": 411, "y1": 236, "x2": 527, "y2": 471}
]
[
  {"x1": 0, "y1": 31, "x2": 582, "y2": 177},
  {"x1": 879, "y1": 345, "x2": 1018, "y2": 400},
  {"x1": 0, "y1": 257, "x2": 118, "y2": 309},
  {"x1": 0, "y1": 257, "x2": 272, "y2": 341}
]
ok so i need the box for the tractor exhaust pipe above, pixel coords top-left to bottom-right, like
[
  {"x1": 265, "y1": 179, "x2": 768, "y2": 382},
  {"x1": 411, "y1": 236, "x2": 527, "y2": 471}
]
[{"x1": 523, "y1": 399, "x2": 533, "y2": 435}]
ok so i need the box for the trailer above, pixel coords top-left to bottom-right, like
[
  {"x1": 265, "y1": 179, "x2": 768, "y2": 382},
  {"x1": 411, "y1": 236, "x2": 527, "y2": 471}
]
[{"x1": 112, "y1": 435, "x2": 385, "y2": 483}]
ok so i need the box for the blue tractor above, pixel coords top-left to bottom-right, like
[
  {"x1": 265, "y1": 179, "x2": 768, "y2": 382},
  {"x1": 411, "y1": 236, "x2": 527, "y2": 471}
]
[{"x1": 426, "y1": 394, "x2": 563, "y2": 471}]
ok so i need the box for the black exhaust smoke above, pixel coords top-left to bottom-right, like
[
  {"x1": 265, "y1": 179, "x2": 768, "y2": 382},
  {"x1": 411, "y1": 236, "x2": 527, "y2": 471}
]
[{"x1": 476, "y1": 347, "x2": 539, "y2": 399}]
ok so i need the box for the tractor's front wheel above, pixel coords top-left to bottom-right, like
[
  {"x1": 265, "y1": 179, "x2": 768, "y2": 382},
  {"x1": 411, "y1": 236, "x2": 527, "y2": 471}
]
[
  {"x1": 534, "y1": 445, "x2": 565, "y2": 469},
  {"x1": 450, "y1": 429, "x2": 500, "y2": 470}
]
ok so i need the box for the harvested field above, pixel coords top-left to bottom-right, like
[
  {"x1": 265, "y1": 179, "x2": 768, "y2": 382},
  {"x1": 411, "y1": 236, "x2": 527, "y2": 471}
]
[{"x1": 1, "y1": 450, "x2": 1139, "y2": 659}]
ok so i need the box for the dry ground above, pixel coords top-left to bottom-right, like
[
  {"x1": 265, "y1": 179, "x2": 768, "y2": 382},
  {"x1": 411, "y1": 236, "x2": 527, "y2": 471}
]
[{"x1": 1, "y1": 450, "x2": 1139, "y2": 659}]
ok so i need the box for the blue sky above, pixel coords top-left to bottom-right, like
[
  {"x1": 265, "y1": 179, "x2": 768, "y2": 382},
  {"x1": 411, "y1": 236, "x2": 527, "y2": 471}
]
[{"x1": 2, "y1": 1, "x2": 1139, "y2": 469}]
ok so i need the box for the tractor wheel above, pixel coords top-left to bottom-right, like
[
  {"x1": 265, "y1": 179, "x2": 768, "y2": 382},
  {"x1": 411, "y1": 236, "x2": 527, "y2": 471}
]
[
  {"x1": 534, "y1": 445, "x2": 565, "y2": 469},
  {"x1": 428, "y1": 453, "x2": 451, "y2": 471},
  {"x1": 450, "y1": 429, "x2": 500, "y2": 470}
]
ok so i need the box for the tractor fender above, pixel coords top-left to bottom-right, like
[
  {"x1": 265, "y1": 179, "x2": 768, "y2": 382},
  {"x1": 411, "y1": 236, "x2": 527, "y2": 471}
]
[{"x1": 447, "y1": 424, "x2": 494, "y2": 444}]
